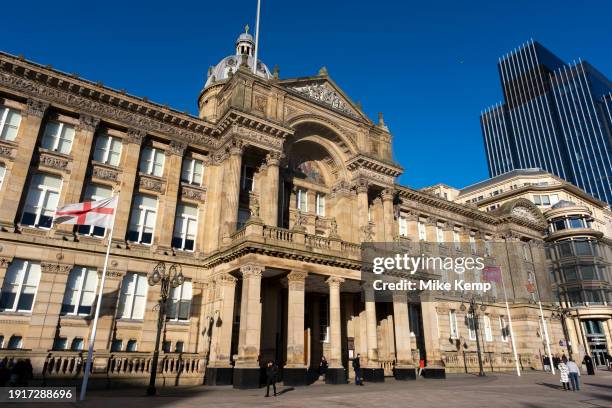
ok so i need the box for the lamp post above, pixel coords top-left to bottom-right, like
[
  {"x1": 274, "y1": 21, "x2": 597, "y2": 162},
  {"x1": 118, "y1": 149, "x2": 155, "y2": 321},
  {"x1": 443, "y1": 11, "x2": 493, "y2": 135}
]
[
  {"x1": 551, "y1": 305, "x2": 573, "y2": 359},
  {"x1": 146, "y1": 261, "x2": 184, "y2": 396},
  {"x1": 460, "y1": 295, "x2": 487, "y2": 377}
]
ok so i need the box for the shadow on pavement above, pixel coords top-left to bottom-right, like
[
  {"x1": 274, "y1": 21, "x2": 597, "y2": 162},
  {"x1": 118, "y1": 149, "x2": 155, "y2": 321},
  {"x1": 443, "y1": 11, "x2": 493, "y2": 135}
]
[
  {"x1": 535, "y1": 382, "x2": 562, "y2": 390},
  {"x1": 584, "y1": 382, "x2": 612, "y2": 390}
]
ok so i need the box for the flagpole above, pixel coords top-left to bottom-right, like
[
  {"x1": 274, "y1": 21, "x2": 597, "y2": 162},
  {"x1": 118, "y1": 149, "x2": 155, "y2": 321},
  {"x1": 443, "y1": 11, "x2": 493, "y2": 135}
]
[
  {"x1": 80, "y1": 196, "x2": 117, "y2": 401},
  {"x1": 500, "y1": 267, "x2": 521, "y2": 377},
  {"x1": 252, "y1": 0, "x2": 261, "y2": 75}
]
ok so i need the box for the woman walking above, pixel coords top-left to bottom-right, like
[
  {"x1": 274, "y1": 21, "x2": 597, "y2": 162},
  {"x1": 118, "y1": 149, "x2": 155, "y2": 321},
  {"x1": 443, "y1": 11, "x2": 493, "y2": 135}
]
[{"x1": 558, "y1": 356, "x2": 570, "y2": 391}]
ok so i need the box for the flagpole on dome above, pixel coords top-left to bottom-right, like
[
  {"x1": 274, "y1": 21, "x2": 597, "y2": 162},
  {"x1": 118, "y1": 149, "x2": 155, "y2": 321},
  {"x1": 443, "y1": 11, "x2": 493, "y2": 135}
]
[
  {"x1": 252, "y1": 0, "x2": 261, "y2": 75},
  {"x1": 79, "y1": 195, "x2": 118, "y2": 401}
]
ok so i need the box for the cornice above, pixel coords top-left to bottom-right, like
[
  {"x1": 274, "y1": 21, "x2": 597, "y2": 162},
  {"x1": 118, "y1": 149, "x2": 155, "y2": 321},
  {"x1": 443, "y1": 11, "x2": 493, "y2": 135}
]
[{"x1": 346, "y1": 154, "x2": 403, "y2": 177}]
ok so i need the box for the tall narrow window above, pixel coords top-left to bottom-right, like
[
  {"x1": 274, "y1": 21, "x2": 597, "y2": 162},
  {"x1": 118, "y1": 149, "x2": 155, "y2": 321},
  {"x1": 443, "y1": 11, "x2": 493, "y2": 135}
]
[
  {"x1": 128, "y1": 194, "x2": 157, "y2": 245},
  {"x1": 172, "y1": 204, "x2": 198, "y2": 252},
  {"x1": 315, "y1": 193, "x2": 325, "y2": 216},
  {"x1": 21, "y1": 173, "x2": 62, "y2": 229},
  {"x1": 181, "y1": 158, "x2": 204, "y2": 186},
  {"x1": 41, "y1": 121, "x2": 75, "y2": 154},
  {"x1": 168, "y1": 280, "x2": 192, "y2": 321},
  {"x1": 453, "y1": 230, "x2": 461, "y2": 250},
  {"x1": 7, "y1": 336, "x2": 22, "y2": 350},
  {"x1": 499, "y1": 316, "x2": 508, "y2": 342},
  {"x1": 436, "y1": 224, "x2": 444, "y2": 243},
  {"x1": 241, "y1": 165, "x2": 255, "y2": 191},
  {"x1": 297, "y1": 189, "x2": 308, "y2": 212},
  {"x1": 139, "y1": 146, "x2": 165, "y2": 177},
  {"x1": 0, "y1": 259, "x2": 41, "y2": 313},
  {"x1": 469, "y1": 235, "x2": 477, "y2": 254},
  {"x1": 77, "y1": 183, "x2": 112, "y2": 237},
  {"x1": 0, "y1": 106, "x2": 21, "y2": 141},
  {"x1": 483, "y1": 315, "x2": 492, "y2": 342},
  {"x1": 0, "y1": 164, "x2": 6, "y2": 190},
  {"x1": 126, "y1": 340, "x2": 138, "y2": 352},
  {"x1": 237, "y1": 208, "x2": 250, "y2": 229},
  {"x1": 61, "y1": 266, "x2": 98, "y2": 316},
  {"x1": 398, "y1": 216, "x2": 408, "y2": 237},
  {"x1": 93, "y1": 134, "x2": 122, "y2": 166},
  {"x1": 468, "y1": 314, "x2": 476, "y2": 340},
  {"x1": 449, "y1": 310, "x2": 458, "y2": 339},
  {"x1": 417, "y1": 220, "x2": 426, "y2": 241},
  {"x1": 71, "y1": 338, "x2": 84, "y2": 351},
  {"x1": 117, "y1": 273, "x2": 148, "y2": 320}
]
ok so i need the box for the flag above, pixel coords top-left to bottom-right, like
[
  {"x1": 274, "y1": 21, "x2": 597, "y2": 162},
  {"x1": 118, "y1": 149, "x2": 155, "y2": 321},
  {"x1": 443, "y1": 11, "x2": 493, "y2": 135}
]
[
  {"x1": 54, "y1": 196, "x2": 118, "y2": 228},
  {"x1": 482, "y1": 266, "x2": 502, "y2": 283}
]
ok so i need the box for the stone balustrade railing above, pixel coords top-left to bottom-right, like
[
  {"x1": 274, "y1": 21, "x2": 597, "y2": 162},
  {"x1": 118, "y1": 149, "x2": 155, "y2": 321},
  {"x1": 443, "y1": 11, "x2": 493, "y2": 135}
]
[{"x1": 442, "y1": 351, "x2": 529, "y2": 373}]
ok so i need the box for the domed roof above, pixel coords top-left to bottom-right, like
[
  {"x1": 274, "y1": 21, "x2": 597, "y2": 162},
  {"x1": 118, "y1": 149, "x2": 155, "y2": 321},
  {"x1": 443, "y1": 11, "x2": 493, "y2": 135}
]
[
  {"x1": 204, "y1": 26, "x2": 272, "y2": 89},
  {"x1": 551, "y1": 199, "x2": 576, "y2": 209}
]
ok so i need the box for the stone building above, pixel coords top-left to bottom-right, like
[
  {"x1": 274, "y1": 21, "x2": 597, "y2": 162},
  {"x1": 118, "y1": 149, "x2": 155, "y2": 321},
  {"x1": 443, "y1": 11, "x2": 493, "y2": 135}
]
[{"x1": 0, "y1": 29, "x2": 567, "y2": 389}]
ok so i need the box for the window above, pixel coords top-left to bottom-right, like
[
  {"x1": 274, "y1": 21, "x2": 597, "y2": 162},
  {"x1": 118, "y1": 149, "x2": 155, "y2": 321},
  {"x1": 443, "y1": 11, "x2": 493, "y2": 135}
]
[
  {"x1": 449, "y1": 310, "x2": 458, "y2": 339},
  {"x1": 126, "y1": 340, "x2": 138, "y2": 352},
  {"x1": 181, "y1": 158, "x2": 204, "y2": 186},
  {"x1": 168, "y1": 280, "x2": 192, "y2": 321},
  {"x1": 21, "y1": 173, "x2": 62, "y2": 229},
  {"x1": 417, "y1": 221, "x2": 426, "y2": 241},
  {"x1": 71, "y1": 338, "x2": 84, "y2": 351},
  {"x1": 550, "y1": 194, "x2": 559, "y2": 205},
  {"x1": 7, "y1": 335, "x2": 22, "y2": 350},
  {"x1": 297, "y1": 189, "x2": 307, "y2": 211},
  {"x1": 61, "y1": 267, "x2": 98, "y2": 316},
  {"x1": 483, "y1": 315, "x2": 492, "y2": 342},
  {"x1": 162, "y1": 341, "x2": 171, "y2": 353},
  {"x1": 467, "y1": 314, "x2": 476, "y2": 340},
  {"x1": 172, "y1": 204, "x2": 198, "y2": 251},
  {"x1": 499, "y1": 316, "x2": 509, "y2": 342},
  {"x1": 316, "y1": 193, "x2": 325, "y2": 216},
  {"x1": 111, "y1": 339, "x2": 123, "y2": 352},
  {"x1": 0, "y1": 260, "x2": 41, "y2": 312},
  {"x1": 436, "y1": 224, "x2": 444, "y2": 243},
  {"x1": 237, "y1": 208, "x2": 250, "y2": 229},
  {"x1": 552, "y1": 218, "x2": 566, "y2": 231},
  {"x1": 0, "y1": 106, "x2": 22, "y2": 141},
  {"x1": 175, "y1": 341, "x2": 184, "y2": 353},
  {"x1": 241, "y1": 165, "x2": 255, "y2": 191},
  {"x1": 53, "y1": 337, "x2": 67, "y2": 350},
  {"x1": 117, "y1": 273, "x2": 148, "y2": 320},
  {"x1": 77, "y1": 184, "x2": 112, "y2": 237},
  {"x1": 568, "y1": 217, "x2": 585, "y2": 229},
  {"x1": 41, "y1": 121, "x2": 75, "y2": 154},
  {"x1": 93, "y1": 134, "x2": 122, "y2": 166},
  {"x1": 469, "y1": 235, "x2": 477, "y2": 254},
  {"x1": 139, "y1": 146, "x2": 165, "y2": 177},
  {"x1": 453, "y1": 230, "x2": 461, "y2": 250},
  {"x1": 398, "y1": 216, "x2": 408, "y2": 237},
  {"x1": 484, "y1": 240, "x2": 492, "y2": 257},
  {"x1": 0, "y1": 335, "x2": 3, "y2": 348},
  {"x1": 128, "y1": 194, "x2": 157, "y2": 245},
  {"x1": 563, "y1": 266, "x2": 578, "y2": 282},
  {"x1": 0, "y1": 164, "x2": 5, "y2": 190}
]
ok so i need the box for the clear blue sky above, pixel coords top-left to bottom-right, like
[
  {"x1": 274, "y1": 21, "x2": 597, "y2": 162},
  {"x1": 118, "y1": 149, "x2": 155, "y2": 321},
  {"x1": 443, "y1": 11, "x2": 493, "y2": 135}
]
[{"x1": 2, "y1": 0, "x2": 611, "y2": 189}]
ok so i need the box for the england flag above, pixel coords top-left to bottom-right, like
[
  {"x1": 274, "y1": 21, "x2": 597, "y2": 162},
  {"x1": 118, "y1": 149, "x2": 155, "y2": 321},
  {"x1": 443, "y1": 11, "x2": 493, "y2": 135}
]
[{"x1": 54, "y1": 196, "x2": 118, "y2": 228}]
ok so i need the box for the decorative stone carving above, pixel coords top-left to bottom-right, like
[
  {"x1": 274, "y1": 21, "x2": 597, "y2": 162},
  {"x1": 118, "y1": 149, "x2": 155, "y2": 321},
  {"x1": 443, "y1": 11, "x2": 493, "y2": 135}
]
[
  {"x1": 330, "y1": 180, "x2": 352, "y2": 197},
  {"x1": 249, "y1": 193, "x2": 260, "y2": 218},
  {"x1": 360, "y1": 223, "x2": 374, "y2": 242},
  {"x1": 214, "y1": 273, "x2": 237, "y2": 285},
  {"x1": 41, "y1": 262, "x2": 72, "y2": 275},
  {"x1": 325, "y1": 276, "x2": 345, "y2": 287},
  {"x1": 240, "y1": 263, "x2": 264, "y2": 278},
  {"x1": 227, "y1": 138, "x2": 244, "y2": 156},
  {"x1": 354, "y1": 178, "x2": 369, "y2": 194},
  {"x1": 0, "y1": 144, "x2": 14, "y2": 160},
  {"x1": 265, "y1": 151, "x2": 282, "y2": 166},
  {"x1": 511, "y1": 206, "x2": 540, "y2": 224},
  {"x1": 329, "y1": 217, "x2": 339, "y2": 237},
  {"x1": 293, "y1": 210, "x2": 308, "y2": 231},
  {"x1": 287, "y1": 271, "x2": 308, "y2": 282},
  {"x1": 139, "y1": 175, "x2": 163, "y2": 193},
  {"x1": 78, "y1": 114, "x2": 100, "y2": 132},
  {"x1": 234, "y1": 126, "x2": 284, "y2": 150},
  {"x1": 253, "y1": 95, "x2": 267, "y2": 113},
  {"x1": 181, "y1": 185, "x2": 206, "y2": 202},
  {"x1": 92, "y1": 164, "x2": 119, "y2": 182},
  {"x1": 381, "y1": 189, "x2": 394, "y2": 202},
  {"x1": 26, "y1": 98, "x2": 49, "y2": 117},
  {"x1": 167, "y1": 140, "x2": 187, "y2": 157},
  {"x1": 288, "y1": 82, "x2": 359, "y2": 118},
  {"x1": 126, "y1": 128, "x2": 146, "y2": 145},
  {"x1": 40, "y1": 152, "x2": 70, "y2": 171}
]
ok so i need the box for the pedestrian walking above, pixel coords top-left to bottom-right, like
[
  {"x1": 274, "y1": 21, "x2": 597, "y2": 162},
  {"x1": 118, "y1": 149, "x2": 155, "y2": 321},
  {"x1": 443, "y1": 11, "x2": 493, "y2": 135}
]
[
  {"x1": 582, "y1": 355, "x2": 595, "y2": 375},
  {"x1": 319, "y1": 356, "x2": 328, "y2": 380},
  {"x1": 558, "y1": 356, "x2": 570, "y2": 391},
  {"x1": 352, "y1": 353, "x2": 363, "y2": 385},
  {"x1": 543, "y1": 356, "x2": 551, "y2": 372},
  {"x1": 566, "y1": 358, "x2": 580, "y2": 391},
  {"x1": 264, "y1": 361, "x2": 278, "y2": 397},
  {"x1": 418, "y1": 358, "x2": 425, "y2": 377}
]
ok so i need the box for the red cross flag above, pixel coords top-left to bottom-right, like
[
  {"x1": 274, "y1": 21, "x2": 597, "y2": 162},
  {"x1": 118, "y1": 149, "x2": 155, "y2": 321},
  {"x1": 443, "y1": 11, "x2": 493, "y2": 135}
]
[{"x1": 54, "y1": 196, "x2": 118, "y2": 228}]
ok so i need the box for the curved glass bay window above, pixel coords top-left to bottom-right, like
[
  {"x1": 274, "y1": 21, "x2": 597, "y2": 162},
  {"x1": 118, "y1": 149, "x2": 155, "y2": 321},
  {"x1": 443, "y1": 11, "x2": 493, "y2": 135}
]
[{"x1": 549, "y1": 215, "x2": 593, "y2": 233}]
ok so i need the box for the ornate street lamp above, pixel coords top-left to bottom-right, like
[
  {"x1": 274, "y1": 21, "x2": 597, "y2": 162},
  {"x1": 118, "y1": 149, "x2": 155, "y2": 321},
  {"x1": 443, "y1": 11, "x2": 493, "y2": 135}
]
[
  {"x1": 460, "y1": 294, "x2": 487, "y2": 377},
  {"x1": 551, "y1": 305, "x2": 573, "y2": 359},
  {"x1": 146, "y1": 261, "x2": 184, "y2": 396}
]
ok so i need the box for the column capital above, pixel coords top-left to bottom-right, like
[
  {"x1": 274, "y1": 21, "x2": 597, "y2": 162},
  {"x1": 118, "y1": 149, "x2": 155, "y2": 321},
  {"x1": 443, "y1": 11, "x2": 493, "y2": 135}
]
[
  {"x1": 354, "y1": 178, "x2": 369, "y2": 194},
  {"x1": 77, "y1": 114, "x2": 100, "y2": 132},
  {"x1": 381, "y1": 189, "x2": 394, "y2": 202},
  {"x1": 265, "y1": 151, "x2": 282, "y2": 166},
  {"x1": 26, "y1": 98, "x2": 49, "y2": 118},
  {"x1": 326, "y1": 276, "x2": 345, "y2": 288},
  {"x1": 167, "y1": 140, "x2": 187, "y2": 157},
  {"x1": 214, "y1": 273, "x2": 237, "y2": 286},
  {"x1": 287, "y1": 271, "x2": 308, "y2": 282},
  {"x1": 240, "y1": 263, "x2": 264, "y2": 278},
  {"x1": 228, "y1": 138, "x2": 244, "y2": 157},
  {"x1": 126, "y1": 128, "x2": 146, "y2": 145}
]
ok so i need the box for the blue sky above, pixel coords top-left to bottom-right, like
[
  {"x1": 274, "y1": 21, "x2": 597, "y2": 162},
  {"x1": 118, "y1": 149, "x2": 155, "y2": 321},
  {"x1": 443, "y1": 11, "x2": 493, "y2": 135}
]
[{"x1": 2, "y1": 0, "x2": 610, "y2": 189}]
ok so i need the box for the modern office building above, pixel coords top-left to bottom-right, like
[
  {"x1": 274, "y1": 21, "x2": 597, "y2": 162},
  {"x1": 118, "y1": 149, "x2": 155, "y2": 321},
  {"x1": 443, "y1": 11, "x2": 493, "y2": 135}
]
[
  {"x1": 0, "y1": 29, "x2": 570, "y2": 389},
  {"x1": 481, "y1": 41, "x2": 612, "y2": 206}
]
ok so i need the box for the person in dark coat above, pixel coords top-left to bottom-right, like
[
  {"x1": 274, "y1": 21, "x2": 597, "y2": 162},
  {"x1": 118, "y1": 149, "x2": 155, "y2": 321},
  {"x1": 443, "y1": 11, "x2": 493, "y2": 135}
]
[
  {"x1": 583, "y1": 355, "x2": 595, "y2": 375},
  {"x1": 319, "y1": 356, "x2": 328, "y2": 379},
  {"x1": 352, "y1": 354, "x2": 363, "y2": 386},
  {"x1": 0, "y1": 359, "x2": 9, "y2": 387},
  {"x1": 264, "y1": 361, "x2": 278, "y2": 397}
]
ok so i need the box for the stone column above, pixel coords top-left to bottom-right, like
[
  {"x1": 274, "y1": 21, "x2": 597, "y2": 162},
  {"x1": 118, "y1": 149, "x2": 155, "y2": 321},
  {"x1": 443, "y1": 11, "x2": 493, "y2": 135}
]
[
  {"x1": 205, "y1": 273, "x2": 236, "y2": 385},
  {"x1": 325, "y1": 276, "x2": 345, "y2": 384},
  {"x1": 55, "y1": 114, "x2": 100, "y2": 237},
  {"x1": 233, "y1": 263, "x2": 263, "y2": 389},
  {"x1": 157, "y1": 141, "x2": 186, "y2": 250},
  {"x1": 221, "y1": 139, "x2": 243, "y2": 244},
  {"x1": 420, "y1": 298, "x2": 445, "y2": 378},
  {"x1": 112, "y1": 129, "x2": 145, "y2": 244},
  {"x1": 284, "y1": 271, "x2": 308, "y2": 385},
  {"x1": 356, "y1": 179, "x2": 369, "y2": 229},
  {"x1": 381, "y1": 189, "x2": 395, "y2": 241},
  {"x1": 202, "y1": 157, "x2": 223, "y2": 253},
  {"x1": 363, "y1": 286, "x2": 384, "y2": 381},
  {"x1": 0, "y1": 99, "x2": 49, "y2": 230},
  {"x1": 392, "y1": 291, "x2": 416, "y2": 379},
  {"x1": 262, "y1": 151, "x2": 281, "y2": 226}
]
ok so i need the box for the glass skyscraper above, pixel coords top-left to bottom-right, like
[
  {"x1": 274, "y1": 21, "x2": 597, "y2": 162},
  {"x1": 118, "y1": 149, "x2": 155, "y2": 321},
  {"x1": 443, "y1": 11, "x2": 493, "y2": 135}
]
[{"x1": 481, "y1": 41, "x2": 612, "y2": 205}]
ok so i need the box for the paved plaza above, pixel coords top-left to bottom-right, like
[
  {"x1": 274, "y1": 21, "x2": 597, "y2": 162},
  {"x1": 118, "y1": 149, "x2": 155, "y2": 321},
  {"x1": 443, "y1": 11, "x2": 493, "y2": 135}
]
[{"x1": 28, "y1": 370, "x2": 612, "y2": 408}]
